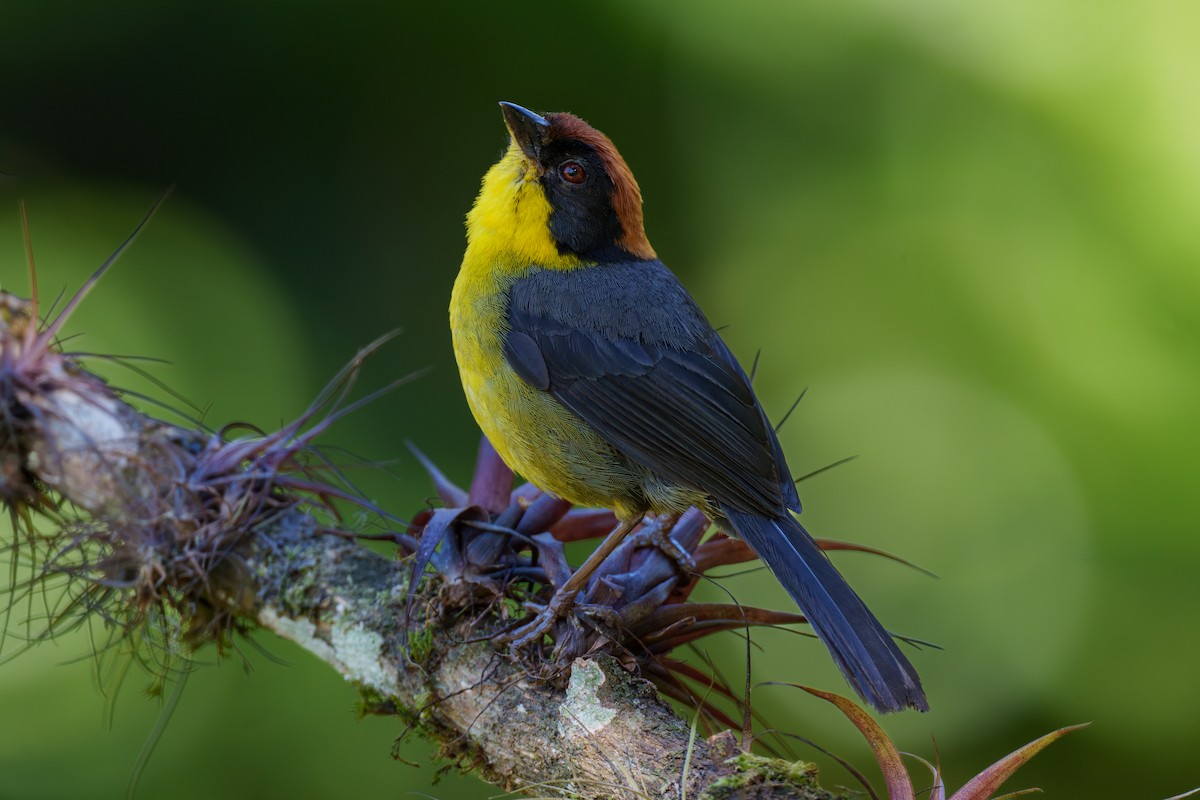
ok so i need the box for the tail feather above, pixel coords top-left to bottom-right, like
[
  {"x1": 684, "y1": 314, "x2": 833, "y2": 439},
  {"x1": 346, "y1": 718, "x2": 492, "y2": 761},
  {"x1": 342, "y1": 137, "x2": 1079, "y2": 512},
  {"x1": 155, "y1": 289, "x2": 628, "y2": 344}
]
[{"x1": 722, "y1": 506, "x2": 928, "y2": 713}]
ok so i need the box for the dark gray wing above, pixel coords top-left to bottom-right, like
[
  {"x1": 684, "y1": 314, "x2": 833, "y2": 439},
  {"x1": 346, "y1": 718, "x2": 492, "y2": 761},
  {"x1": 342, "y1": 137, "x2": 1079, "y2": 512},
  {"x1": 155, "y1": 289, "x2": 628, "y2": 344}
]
[{"x1": 505, "y1": 260, "x2": 800, "y2": 517}]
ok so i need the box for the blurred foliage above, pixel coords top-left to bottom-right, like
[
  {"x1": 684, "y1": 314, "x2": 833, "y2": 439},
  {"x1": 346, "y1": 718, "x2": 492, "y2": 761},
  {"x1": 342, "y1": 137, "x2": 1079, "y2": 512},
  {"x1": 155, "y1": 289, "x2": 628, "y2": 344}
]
[{"x1": 1, "y1": 0, "x2": 1197, "y2": 798}]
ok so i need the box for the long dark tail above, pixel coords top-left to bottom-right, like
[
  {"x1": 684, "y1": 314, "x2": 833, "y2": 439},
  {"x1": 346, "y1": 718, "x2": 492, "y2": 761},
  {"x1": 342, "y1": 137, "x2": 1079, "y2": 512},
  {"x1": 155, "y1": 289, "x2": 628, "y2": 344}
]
[{"x1": 722, "y1": 506, "x2": 928, "y2": 713}]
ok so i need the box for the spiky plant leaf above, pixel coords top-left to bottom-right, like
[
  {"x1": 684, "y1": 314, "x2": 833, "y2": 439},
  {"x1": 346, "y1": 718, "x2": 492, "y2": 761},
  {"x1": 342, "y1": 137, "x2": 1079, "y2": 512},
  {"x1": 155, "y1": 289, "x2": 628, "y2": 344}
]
[
  {"x1": 901, "y1": 751, "x2": 945, "y2": 800},
  {"x1": 949, "y1": 723, "x2": 1089, "y2": 800},
  {"x1": 790, "y1": 685, "x2": 914, "y2": 800}
]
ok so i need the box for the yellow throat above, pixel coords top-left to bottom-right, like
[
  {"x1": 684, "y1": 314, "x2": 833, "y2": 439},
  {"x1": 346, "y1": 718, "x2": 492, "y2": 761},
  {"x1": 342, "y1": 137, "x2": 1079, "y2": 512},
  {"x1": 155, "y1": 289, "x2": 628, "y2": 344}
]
[{"x1": 463, "y1": 142, "x2": 581, "y2": 271}]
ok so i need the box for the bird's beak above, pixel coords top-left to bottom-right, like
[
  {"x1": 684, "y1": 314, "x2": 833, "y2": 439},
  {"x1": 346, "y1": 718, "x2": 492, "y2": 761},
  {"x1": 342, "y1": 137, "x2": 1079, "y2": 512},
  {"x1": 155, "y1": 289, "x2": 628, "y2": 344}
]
[{"x1": 499, "y1": 101, "x2": 550, "y2": 164}]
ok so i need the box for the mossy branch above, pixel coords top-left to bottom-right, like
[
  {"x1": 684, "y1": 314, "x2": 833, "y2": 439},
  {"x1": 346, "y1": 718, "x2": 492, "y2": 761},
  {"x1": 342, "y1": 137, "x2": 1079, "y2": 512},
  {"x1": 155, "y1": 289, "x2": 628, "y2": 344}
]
[{"x1": 0, "y1": 289, "x2": 840, "y2": 800}]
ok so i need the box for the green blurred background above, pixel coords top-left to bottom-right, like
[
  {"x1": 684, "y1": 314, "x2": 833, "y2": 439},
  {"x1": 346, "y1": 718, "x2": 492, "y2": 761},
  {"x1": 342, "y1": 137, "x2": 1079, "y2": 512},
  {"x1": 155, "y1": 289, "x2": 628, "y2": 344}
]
[{"x1": 1, "y1": 1, "x2": 1198, "y2": 797}]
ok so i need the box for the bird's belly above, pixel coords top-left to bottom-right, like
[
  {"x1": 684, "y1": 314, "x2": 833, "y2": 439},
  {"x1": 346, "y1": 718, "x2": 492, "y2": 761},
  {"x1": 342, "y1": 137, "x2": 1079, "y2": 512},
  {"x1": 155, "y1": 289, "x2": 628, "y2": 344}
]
[{"x1": 461, "y1": 360, "x2": 645, "y2": 513}]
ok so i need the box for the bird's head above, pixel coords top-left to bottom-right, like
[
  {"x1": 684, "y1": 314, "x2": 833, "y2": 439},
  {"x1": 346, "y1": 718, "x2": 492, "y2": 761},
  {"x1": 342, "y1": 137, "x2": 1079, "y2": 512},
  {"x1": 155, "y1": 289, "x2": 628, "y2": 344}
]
[{"x1": 465, "y1": 102, "x2": 655, "y2": 267}]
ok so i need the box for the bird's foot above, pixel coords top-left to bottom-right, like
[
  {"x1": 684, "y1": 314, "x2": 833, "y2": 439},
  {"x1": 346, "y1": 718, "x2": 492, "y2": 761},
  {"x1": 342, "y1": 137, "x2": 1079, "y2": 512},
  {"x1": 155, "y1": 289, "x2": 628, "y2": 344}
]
[
  {"x1": 498, "y1": 586, "x2": 579, "y2": 652},
  {"x1": 628, "y1": 514, "x2": 696, "y2": 575},
  {"x1": 498, "y1": 591, "x2": 624, "y2": 664}
]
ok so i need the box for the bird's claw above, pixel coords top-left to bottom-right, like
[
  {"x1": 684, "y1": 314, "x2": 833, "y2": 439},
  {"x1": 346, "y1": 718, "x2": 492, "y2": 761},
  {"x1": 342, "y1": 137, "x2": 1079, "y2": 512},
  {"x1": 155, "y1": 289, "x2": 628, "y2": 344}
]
[
  {"x1": 497, "y1": 593, "x2": 625, "y2": 664},
  {"x1": 629, "y1": 516, "x2": 697, "y2": 575},
  {"x1": 498, "y1": 590, "x2": 577, "y2": 652}
]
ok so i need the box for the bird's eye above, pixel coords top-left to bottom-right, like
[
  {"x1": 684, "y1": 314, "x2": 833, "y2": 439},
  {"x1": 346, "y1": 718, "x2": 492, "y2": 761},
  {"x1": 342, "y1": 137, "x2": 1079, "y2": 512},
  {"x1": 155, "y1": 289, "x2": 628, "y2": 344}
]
[{"x1": 559, "y1": 161, "x2": 587, "y2": 185}]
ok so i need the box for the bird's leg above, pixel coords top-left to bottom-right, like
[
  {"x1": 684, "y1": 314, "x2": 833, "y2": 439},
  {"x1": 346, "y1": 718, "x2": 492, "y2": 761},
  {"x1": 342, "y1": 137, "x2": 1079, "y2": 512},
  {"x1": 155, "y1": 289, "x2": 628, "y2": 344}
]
[
  {"x1": 503, "y1": 516, "x2": 641, "y2": 652},
  {"x1": 626, "y1": 512, "x2": 696, "y2": 574}
]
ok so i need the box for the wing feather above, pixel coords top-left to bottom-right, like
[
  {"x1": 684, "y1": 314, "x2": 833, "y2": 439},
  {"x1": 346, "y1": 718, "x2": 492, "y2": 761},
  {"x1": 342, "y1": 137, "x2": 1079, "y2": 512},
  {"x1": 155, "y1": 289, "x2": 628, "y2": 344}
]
[{"x1": 506, "y1": 260, "x2": 797, "y2": 516}]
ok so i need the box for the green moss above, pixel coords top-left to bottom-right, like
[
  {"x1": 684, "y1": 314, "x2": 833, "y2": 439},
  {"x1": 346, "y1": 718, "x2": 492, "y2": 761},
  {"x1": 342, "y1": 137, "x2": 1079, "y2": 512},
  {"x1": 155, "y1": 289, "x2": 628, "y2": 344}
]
[
  {"x1": 355, "y1": 684, "x2": 400, "y2": 718},
  {"x1": 407, "y1": 625, "x2": 435, "y2": 664},
  {"x1": 412, "y1": 688, "x2": 436, "y2": 716},
  {"x1": 702, "y1": 753, "x2": 837, "y2": 800}
]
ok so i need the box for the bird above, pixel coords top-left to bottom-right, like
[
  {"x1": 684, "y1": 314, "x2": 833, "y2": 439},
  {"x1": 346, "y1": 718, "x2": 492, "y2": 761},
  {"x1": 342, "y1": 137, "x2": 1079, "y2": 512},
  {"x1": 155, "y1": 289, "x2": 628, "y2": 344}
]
[{"x1": 449, "y1": 101, "x2": 928, "y2": 713}]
